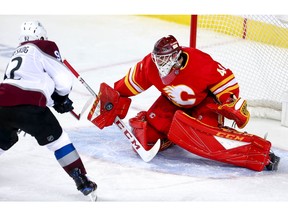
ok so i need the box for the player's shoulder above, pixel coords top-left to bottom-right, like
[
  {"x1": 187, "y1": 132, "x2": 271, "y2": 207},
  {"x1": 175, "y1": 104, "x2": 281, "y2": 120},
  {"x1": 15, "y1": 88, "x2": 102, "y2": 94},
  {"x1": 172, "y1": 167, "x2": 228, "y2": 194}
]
[
  {"x1": 142, "y1": 52, "x2": 153, "y2": 61},
  {"x1": 21, "y1": 40, "x2": 60, "y2": 59},
  {"x1": 28, "y1": 40, "x2": 59, "y2": 51},
  {"x1": 137, "y1": 52, "x2": 154, "y2": 67},
  {"x1": 182, "y1": 46, "x2": 215, "y2": 65}
]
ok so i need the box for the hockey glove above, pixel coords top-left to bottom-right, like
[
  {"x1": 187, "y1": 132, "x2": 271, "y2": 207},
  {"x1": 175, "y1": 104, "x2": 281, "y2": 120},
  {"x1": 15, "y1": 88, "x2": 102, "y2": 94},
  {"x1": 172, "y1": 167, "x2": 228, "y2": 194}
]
[
  {"x1": 207, "y1": 97, "x2": 250, "y2": 129},
  {"x1": 52, "y1": 92, "x2": 74, "y2": 114},
  {"x1": 89, "y1": 82, "x2": 131, "y2": 129}
]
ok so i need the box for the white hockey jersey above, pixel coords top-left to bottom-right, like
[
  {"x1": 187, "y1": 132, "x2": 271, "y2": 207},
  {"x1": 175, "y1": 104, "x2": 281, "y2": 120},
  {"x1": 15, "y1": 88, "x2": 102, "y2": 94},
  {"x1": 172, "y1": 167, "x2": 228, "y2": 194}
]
[{"x1": 0, "y1": 40, "x2": 73, "y2": 107}]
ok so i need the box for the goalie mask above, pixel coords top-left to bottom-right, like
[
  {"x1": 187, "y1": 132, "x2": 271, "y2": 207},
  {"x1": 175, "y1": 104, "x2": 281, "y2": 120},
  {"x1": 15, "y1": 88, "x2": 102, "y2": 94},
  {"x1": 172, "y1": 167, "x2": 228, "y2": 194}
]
[
  {"x1": 19, "y1": 21, "x2": 48, "y2": 43},
  {"x1": 151, "y1": 35, "x2": 182, "y2": 84}
]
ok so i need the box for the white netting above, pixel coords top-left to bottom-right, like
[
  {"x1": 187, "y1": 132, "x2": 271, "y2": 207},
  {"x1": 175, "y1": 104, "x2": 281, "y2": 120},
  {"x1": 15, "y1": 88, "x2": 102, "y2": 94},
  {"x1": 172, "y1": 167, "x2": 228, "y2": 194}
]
[{"x1": 195, "y1": 15, "x2": 288, "y2": 120}]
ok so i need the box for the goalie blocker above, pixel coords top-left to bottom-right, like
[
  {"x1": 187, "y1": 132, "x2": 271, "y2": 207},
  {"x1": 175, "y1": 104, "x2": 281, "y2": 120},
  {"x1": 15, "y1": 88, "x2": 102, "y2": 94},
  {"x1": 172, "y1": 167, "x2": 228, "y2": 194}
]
[{"x1": 168, "y1": 110, "x2": 279, "y2": 171}]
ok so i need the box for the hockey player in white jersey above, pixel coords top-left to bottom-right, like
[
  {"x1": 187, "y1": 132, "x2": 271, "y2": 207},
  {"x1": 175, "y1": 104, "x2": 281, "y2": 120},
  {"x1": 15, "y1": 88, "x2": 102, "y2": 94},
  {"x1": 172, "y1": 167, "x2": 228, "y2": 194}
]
[{"x1": 0, "y1": 21, "x2": 97, "y2": 198}]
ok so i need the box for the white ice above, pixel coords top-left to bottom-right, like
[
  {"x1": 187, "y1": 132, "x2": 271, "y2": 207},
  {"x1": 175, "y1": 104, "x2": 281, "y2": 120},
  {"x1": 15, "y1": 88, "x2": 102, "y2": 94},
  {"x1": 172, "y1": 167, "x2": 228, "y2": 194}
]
[{"x1": 0, "y1": 15, "x2": 288, "y2": 215}]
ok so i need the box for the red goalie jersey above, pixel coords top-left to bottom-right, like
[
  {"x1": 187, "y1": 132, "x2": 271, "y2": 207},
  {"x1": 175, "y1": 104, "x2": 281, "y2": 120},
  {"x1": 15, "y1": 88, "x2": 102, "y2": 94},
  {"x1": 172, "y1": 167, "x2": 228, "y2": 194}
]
[
  {"x1": 114, "y1": 45, "x2": 247, "y2": 131},
  {"x1": 115, "y1": 46, "x2": 238, "y2": 109}
]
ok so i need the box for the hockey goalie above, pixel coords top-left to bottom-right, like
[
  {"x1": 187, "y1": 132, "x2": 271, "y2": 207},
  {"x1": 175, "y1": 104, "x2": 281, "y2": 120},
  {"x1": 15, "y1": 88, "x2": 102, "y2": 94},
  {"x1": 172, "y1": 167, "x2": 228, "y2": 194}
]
[{"x1": 90, "y1": 35, "x2": 280, "y2": 171}]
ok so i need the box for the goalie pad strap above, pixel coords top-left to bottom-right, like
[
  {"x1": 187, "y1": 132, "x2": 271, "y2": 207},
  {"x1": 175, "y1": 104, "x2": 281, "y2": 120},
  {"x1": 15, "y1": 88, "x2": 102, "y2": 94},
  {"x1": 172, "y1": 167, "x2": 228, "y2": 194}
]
[{"x1": 168, "y1": 110, "x2": 271, "y2": 171}]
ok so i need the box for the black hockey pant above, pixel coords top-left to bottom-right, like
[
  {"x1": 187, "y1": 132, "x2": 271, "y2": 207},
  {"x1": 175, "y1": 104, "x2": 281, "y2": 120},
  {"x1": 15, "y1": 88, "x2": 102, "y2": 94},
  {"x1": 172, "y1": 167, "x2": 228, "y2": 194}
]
[{"x1": 0, "y1": 105, "x2": 62, "y2": 151}]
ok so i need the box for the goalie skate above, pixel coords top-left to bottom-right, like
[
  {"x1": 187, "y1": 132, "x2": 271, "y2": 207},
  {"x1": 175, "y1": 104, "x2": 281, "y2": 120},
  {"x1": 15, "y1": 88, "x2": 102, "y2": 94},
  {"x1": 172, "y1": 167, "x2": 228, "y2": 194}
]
[{"x1": 266, "y1": 152, "x2": 280, "y2": 171}]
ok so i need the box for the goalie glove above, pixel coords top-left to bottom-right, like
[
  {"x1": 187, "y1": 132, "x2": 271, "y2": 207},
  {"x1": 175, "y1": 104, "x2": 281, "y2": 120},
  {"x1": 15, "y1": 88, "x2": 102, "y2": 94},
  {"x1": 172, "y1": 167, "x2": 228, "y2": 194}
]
[
  {"x1": 207, "y1": 97, "x2": 250, "y2": 129},
  {"x1": 51, "y1": 92, "x2": 74, "y2": 114},
  {"x1": 91, "y1": 82, "x2": 131, "y2": 129}
]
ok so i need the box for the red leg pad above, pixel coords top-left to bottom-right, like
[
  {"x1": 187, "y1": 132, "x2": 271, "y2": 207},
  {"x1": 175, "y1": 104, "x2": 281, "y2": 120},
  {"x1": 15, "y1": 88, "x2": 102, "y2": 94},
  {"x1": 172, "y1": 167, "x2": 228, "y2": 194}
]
[{"x1": 168, "y1": 110, "x2": 271, "y2": 171}]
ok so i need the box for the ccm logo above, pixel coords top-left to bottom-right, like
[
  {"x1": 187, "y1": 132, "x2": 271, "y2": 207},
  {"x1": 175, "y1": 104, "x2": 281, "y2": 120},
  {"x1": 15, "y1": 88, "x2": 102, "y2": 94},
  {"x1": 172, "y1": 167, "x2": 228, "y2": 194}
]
[
  {"x1": 216, "y1": 132, "x2": 245, "y2": 141},
  {"x1": 114, "y1": 119, "x2": 141, "y2": 150}
]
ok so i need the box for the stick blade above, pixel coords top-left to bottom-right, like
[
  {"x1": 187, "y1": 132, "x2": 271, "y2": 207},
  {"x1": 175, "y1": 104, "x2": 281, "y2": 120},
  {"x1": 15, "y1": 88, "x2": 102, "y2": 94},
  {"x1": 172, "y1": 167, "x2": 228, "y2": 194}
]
[{"x1": 136, "y1": 139, "x2": 161, "y2": 162}]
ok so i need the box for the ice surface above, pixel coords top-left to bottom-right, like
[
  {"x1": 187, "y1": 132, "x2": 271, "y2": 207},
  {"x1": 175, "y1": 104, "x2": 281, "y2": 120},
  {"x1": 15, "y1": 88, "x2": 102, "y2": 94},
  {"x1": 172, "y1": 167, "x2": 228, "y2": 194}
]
[{"x1": 0, "y1": 15, "x2": 287, "y2": 215}]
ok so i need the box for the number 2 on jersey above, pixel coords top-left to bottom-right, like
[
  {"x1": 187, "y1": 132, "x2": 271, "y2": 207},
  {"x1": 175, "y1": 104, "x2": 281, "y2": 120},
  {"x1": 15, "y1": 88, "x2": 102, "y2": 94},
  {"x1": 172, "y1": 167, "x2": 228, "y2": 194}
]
[{"x1": 6, "y1": 56, "x2": 22, "y2": 79}]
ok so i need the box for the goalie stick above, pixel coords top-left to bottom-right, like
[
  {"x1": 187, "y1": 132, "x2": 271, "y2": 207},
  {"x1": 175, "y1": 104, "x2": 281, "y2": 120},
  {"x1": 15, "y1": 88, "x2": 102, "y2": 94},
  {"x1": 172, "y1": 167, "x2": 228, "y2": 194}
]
[{"x1": 63, "y1": 59, "x2": 160, "y2": 162}]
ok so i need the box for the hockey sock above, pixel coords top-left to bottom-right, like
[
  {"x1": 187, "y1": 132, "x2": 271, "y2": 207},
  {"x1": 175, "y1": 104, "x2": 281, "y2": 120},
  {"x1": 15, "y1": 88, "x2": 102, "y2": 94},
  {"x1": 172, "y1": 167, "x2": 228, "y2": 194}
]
[
  {"x1": 54, "y1": 143, "x2": 87, "y2": 175},
  {"x1": 46, "y1": 131, "x2": 87, "y2": 175}
]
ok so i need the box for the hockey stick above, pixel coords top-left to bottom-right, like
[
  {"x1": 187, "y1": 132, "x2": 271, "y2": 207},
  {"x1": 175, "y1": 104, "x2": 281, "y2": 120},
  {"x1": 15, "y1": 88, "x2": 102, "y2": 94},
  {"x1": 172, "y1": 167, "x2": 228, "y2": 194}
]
[
  {"x1": 62, "y1": 60, "x2": 96, "y2": 120},
  {"x1": 70, "y1": 109, "x2": 81, "y2": 120},
  {"x1": 69, "y1": 96, "x2": 95, "y2": 120},
  {"x1": 63, "y1": 59, "x2": 160, "y2": 162}
]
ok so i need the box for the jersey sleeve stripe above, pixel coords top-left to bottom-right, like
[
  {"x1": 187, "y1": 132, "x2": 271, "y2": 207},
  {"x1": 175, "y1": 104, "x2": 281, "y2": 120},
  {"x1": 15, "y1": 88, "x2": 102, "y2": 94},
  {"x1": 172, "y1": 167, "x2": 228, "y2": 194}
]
[
  {"x1": 212, "y1": 77, "x2": 238, "y2": 95},
  {"x1": 214, "y1": 83, "x2": 239, "y2": 99},
  {"x1": 210, "y1": 74, "x2": 235, "y2": 93},
  {"x1": 124, "y1": 66, "x2": 144, "y2": 95}
]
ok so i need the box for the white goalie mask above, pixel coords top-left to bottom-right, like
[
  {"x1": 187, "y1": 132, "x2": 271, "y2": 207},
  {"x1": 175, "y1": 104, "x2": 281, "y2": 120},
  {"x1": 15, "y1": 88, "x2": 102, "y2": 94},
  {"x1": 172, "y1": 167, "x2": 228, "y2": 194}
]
[
  {"x1": 151, "y1": 35, "x2": 182, "y2": 80},
  {"x1": 19, "y1": 21, "x2": 48, "y2": 43}
]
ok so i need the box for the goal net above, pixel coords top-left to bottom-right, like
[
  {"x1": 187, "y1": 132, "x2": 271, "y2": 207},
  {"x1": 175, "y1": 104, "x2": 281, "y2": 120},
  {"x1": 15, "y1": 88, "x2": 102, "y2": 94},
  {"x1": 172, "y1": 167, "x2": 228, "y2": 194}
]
[{"x1": 190, "y1": 15, "x2": 288, "y2": 124}]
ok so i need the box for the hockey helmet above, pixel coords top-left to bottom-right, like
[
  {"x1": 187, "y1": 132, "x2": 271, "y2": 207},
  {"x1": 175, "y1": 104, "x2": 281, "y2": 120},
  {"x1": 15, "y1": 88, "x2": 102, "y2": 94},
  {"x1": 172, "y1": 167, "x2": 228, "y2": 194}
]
[
  {"x1": 151, "y1": 35, "x2": 182, "y2": 80},
  {"x1": 19, "y1": 21, "x2": 48, "y2": 43}
]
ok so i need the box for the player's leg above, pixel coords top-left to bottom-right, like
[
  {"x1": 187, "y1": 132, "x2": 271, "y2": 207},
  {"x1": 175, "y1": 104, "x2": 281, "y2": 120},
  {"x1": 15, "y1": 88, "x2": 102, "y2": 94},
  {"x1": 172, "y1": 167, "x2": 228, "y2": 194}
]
[
  {"x1": 0, "y1": 127, "x2": 19, "y2": 151},
  {"x1": 13, "y1": 105, "x2": 97, "y2": 195},
  {"x1": 0, "y1": 107, "x2": 20, "y2": 154},
  {"x1": 45, "y1": 130, "x2": 97, "y2": 195}
]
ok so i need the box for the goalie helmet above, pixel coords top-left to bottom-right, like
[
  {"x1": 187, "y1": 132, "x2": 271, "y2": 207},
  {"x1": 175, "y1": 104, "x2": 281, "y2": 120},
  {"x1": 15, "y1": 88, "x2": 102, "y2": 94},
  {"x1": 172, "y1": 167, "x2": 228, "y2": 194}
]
[
  {"x1": 19, "y1": 21, "x2": 48, "y2": 43},
  {"x1": 151, "y1": 35, "x2": 182, "y2": 81}
]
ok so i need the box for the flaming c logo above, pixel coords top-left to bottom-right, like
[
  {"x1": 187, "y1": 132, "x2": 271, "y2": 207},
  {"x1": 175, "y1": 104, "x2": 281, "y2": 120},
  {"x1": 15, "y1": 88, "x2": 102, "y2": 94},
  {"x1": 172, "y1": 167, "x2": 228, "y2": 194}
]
[{"x1": 163, "y1": 85, "x2": 196, "y2": 106}]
